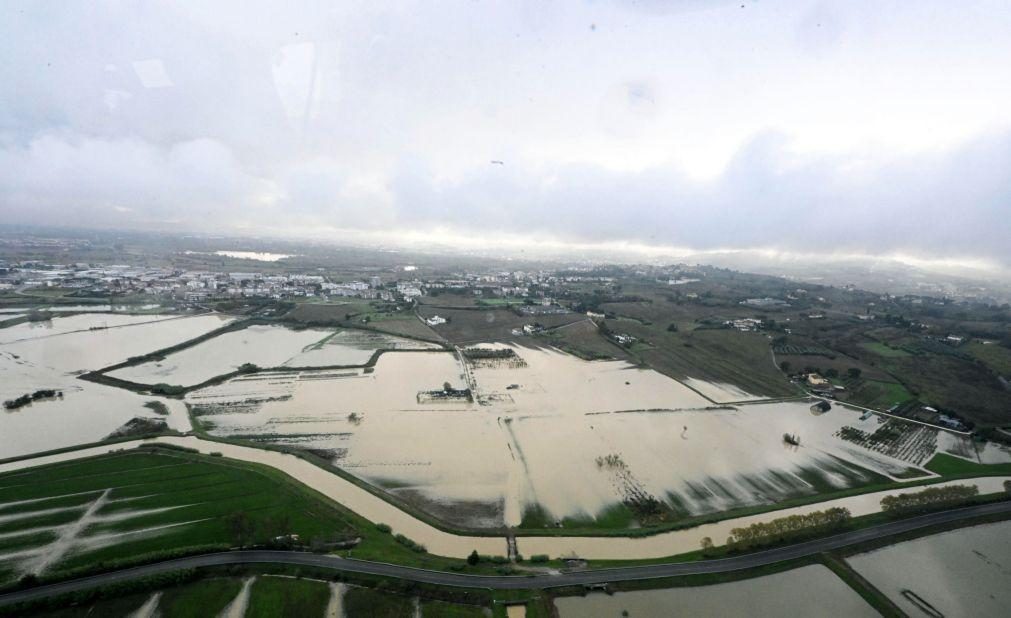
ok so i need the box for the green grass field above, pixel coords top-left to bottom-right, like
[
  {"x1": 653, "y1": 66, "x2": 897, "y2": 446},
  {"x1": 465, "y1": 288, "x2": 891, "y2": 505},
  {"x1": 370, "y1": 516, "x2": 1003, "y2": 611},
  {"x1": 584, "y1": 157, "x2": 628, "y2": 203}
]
[
  {"x1": 284, "y1": 301, "x2": 444, "y2": 342},
  {"x1": 31, "y1": 592, "x2": 152, "y2": 617},
  {"x1": 965, "y1": 341, "x2": 1011, "y2": 376},
  {"x1": 422, "y1": 598, "x2": 489, "y2": 617},
  {"x1": 0, "y1": 451, "x2": 358, "y2": 584},
  {"x1": 29, "y1": 578, "x2": 243, "y2": 618},
  {"x1": 343, "y1": 586, "x2": 416, "y2": 617},
  {"x1": 157, "y1": 577, "x2": 244, "y2": 617},
  {"x1": 245, "y1": 576, "x2": 330, "y2": 618},
  {"x1": 925, "y1": 452, "x2": 1011, "y2": 476},
  {"x1": 847, "y1": 379, "x2": 913, "y2": 408},
  {"x1": 860, "y1": 342, "x2": 912, "y2": 357}
]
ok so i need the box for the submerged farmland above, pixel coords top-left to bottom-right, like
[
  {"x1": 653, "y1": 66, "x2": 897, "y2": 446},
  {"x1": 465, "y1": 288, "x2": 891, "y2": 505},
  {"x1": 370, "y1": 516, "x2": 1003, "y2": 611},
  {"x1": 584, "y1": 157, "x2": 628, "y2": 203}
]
[
  {"x1": 555, "y1": 564, "x2": 877, "y2": 617},
  {"x1": 7, "y1": 314, "x2": 1005, "y2": 535},
  {"x1": 187, "y1": 343, "x2": 954, "y2": 530},
  {"x1": 848, "y1": 520, "x2": 1011, "y2": 618},
  {"x1": 108, "y1": 324, "x2": 438, "y2": 388},
  {"x1": 0, "y1": 313, "x2": 231, "y2": 458}
]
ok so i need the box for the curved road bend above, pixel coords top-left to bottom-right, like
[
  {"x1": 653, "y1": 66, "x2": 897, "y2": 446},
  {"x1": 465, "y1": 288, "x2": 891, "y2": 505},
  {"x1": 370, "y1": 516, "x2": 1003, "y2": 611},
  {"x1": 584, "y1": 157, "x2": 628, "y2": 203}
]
[{"x1": 2, "y1": 501, "x2": 1009, "y2": 606}]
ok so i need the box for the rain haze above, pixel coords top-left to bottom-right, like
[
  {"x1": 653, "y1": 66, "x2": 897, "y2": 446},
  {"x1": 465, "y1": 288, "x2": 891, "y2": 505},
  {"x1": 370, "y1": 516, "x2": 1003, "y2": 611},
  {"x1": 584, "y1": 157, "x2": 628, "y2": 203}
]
[{"x1": 2, "y1": 0, "x2": 1010, "y2": 276}]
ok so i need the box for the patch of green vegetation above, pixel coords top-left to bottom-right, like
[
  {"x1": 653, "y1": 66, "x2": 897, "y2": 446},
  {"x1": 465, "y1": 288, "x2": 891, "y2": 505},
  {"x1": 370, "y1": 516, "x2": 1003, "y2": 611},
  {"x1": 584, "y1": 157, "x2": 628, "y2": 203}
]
[
  {"x1": 925, "y1": 452, "x2": 1011, "y2": 476},
  {"x1": 157, "y1": 577, "x2": 243, "y2": 618},
  {"x1": 848, "y1": 379, "x2": 913, "y2": 408},
  {"x1": 245, "y1": 576, "x2": 330, "y2": 618},
  {"x1": 593, "y1": 502, "x2": 636, "y2": 529},
  {"x1": 0, "y1": 529, "x2": 59, "y2": 554},
  {"x1": 343, "y1": 585, "x2": 416, "y2": 617},
  {"x1": 519, "y1": 503, "x2": 554, "y2": 529},
  {"x1": 30, "y1": 592, "x2": 153, "y2": 617},
  {"x1": 422, "y1": 599, "x2": 488, "y2": 617},
  {"x1": 965, "y1": 341, "x2": 1011, "y2": 376},
  {"x1": 143, "y1": 400, "x2": 170, "y2": 415},
  {"x1": 860, "y1": 342, "x2": 911, "y2": 357}
]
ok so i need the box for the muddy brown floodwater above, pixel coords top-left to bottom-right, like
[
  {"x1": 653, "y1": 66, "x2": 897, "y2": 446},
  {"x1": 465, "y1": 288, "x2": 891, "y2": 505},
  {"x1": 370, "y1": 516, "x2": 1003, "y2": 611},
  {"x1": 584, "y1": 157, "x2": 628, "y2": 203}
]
[
  {"x1": 554, "y1": 564, "x2": 877, "y2": 617},
  {"x1": 848, "y1": 520, "x2": 1011, "y2": 618},
  {"x1": 188, "y1": 345, "x2": 966, "y2": 530}
]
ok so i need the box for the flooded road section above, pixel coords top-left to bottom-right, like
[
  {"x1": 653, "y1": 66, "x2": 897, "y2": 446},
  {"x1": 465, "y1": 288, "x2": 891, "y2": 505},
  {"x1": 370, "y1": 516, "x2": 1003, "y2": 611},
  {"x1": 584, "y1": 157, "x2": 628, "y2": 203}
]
[{"x1": 1, "y1": 436, "x2": 1007, "y2": 561}]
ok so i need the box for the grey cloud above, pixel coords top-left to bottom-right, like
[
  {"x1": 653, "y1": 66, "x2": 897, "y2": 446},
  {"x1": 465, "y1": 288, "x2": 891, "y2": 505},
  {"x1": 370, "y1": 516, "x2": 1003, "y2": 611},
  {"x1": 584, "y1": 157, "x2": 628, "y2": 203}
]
[
  {"x1": 1, "y1": 128, "x2": 1009, "y2": 267},
  {"x1": 381, "y1": 131, "x2": 1011, "y2": 264},
  {"x1": 1, "y1": 1, "x2": 1010, "y2": 271}
]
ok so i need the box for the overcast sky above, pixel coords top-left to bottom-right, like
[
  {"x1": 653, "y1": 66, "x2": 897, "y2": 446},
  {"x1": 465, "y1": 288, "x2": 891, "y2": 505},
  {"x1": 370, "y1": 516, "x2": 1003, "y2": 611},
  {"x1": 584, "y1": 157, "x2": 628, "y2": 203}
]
[{"x1": 2, "y1": 1, "x2": 1010, "y2": 271}]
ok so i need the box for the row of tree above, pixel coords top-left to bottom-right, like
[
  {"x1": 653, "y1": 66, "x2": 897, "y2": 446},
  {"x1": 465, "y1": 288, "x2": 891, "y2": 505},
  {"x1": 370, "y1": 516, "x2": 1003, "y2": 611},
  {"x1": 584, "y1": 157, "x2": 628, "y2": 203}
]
[
  {"x1": 723, "y1": 507, "x2": 852, "y2": 552},
  {"x1": 3, "y1": 389, "x2": 62, "y2": 410},
  {"x1": 880, "y1": 484, "x2": 978, "y2": 515}
]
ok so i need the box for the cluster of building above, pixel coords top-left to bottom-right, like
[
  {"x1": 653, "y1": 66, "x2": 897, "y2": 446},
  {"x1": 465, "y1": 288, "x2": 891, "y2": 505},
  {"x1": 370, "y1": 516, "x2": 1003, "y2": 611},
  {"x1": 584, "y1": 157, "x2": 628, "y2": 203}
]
[
  {"x1": 0, "y1": 261, "x2": 573, "y2": 308},
  {"x1": 0, "y1": 262, "x2": 401, "y2": 304},
  {"x1": 725, "y1": 318, "x2": 763, "y2": 332},
  {"x1": 740, "y1": 297, "x2": 790, "y2": 308}
]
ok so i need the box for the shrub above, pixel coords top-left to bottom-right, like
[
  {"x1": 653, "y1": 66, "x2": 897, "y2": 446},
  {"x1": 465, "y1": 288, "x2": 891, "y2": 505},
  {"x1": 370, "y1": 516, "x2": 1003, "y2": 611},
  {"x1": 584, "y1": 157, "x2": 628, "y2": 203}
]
[
  {"x1": 150, "y1": 383, "x2": 185, "y2": 396},
  {"x1": 530, "y1": 554, "x2": 549, "y2": 563},
  {"x1": 374, "y1": 523, "x2": 392, "y2": 534},
  {"x1": 394, "y1": 533, "x2": 427, "y2": 553},
  {"x1": 467, "y1": 550, "x2": 479, "y2": 566}
]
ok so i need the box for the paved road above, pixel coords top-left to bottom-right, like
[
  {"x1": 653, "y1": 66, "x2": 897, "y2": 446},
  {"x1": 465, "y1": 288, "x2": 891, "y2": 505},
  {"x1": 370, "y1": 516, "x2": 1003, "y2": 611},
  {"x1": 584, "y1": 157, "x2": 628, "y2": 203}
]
[{"x1": 2, "y1": 501, "x2": 1009, "y2": 606}]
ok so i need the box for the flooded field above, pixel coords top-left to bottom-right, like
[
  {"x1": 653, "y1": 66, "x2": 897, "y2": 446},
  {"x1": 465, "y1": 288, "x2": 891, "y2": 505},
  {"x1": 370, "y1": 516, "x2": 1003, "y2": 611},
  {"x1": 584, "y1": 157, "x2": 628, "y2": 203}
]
[
  {"x1": 938, "y1": 431, "x2": 1011, "y2": 464},
  {"x1": 0, "y1": 313, "x2": 228, "y2": 458},
  {"x1": 0, "y1": 313, "x2": 181, "y2": 345},
  {"x1": 554, "y1": 565, "x2": 877, "y2": 617},
  {"x1": 683, "y1": 377, "x2": 767, "y2": 402},
  {"x1": 110, "y1": 325, "x2": 435, "y2": 387},
  {"x1": 188, "y1": 344, "x2": 931, "y2": 529},
  {"x1": 848, "y1": 521, "x2": 1011, "y2": 618},
  {"x1": 286, "y1": 329, "x2": 440, "y2": 367}
]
